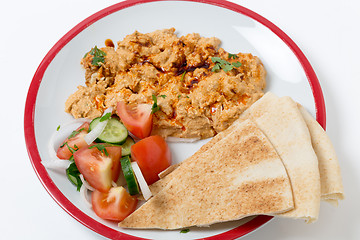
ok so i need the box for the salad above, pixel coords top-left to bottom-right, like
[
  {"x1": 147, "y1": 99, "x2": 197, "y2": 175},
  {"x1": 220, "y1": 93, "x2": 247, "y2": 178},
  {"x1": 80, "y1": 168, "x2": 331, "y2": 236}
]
[{"x1": 43, "y1": 97, "x2": 172, "y2": 221}]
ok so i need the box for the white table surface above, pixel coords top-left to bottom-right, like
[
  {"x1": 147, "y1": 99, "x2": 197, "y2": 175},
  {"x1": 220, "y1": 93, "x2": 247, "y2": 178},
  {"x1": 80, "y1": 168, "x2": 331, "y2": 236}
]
[{"x1": 2, "y1": 0, "x2": 359, "y2": 239}]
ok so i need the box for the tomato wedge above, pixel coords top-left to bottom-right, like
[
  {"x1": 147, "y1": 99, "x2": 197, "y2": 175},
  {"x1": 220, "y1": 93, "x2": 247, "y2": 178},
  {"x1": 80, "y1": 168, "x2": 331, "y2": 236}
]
[
  {"x1": 73, "y1": 143, "x2": 121, "y2": 192},
  {"x1": 116, "y1": 101, "x2": 153, "y2": 139},
  {"x1": 92, "y1": 186, "x2": 138, "y2": 221},
  {"x1": 56, "y1": 122, "x2": 90, "y2": 160},
  {"x1": 131, "y1": 135, "x2": 171, "y2": 185}
]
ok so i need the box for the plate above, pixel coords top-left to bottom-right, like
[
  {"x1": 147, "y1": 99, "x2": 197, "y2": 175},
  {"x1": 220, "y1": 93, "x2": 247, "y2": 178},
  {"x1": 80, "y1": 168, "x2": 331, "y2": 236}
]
[{"x1": 24, "y1": 0, "x2": 325, "y2": 239}]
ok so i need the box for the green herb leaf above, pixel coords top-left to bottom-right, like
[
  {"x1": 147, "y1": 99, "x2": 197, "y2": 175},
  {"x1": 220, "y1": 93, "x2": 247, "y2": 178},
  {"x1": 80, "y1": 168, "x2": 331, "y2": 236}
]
[
  {"x1": 211, "y1": 57, "x2": 242, "y2": 72},
  {"x1": 89, "y1": 144, "x2": 109, "y2": 156},
  {"x1": 63, "y1": 142, "x2": 79, "y2": 154},
  {"x1": 57, "y1": 125, "x2": 60, "y2": 131},
  {"x1": 151, "y1": 94, "x2": 160, "y2": 114},
  {"x1": 228, "y1": 53, "x2": 238, "y2": 59},
  {"x1": 232, "y1": 61, "x2": 242, "y2": 68},
  {"x1": 180, "y1": 71, "x2": 186, "y2": 81},
  {"x1": 180, "y1": 229, "x2": 190, "y2": 233},
  {"x1": 100, "y1": 112, "x2": 111, "y2": 122},
  {"x1": 67, "y1": 128, "x2": 85, "y2": 139},
  {"x1": 158, "y1": 95, "x2": 166, "y2": 99},
  {"x1": 178, "y1": 95, "x2": 181, "y2": 99},
  {"x1": 211, "y1": 64, "x2": 221, "y2": 72},
  {"x1": 66, "y1": 162, "x2": 82, "y2": 191},
  {"x1": 211, "y1": 57, "x2": 225, "y2": 63},
  {"x1": 222, "y1": 64, "x2": 234, "y2": 72},
  {"x1": 89, "y1": 46, "x2": 106, "y2": 66}
]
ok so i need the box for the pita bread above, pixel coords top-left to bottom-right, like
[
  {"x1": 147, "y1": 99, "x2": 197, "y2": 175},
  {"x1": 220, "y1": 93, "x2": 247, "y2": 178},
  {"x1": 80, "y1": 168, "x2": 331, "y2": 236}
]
[
  {"x1": 119, "y1": 119, "x2": 294, "y2": 229},
  {"x1": 150, "y1": 92, "x2": 280, "y2": 195},
  {"x1": 249, "y1": 96, "x2": 320, "y2": 222},
  {"x1": 298, "y1": 104, "x2": 344, "y2": 205},
  {"x1": 151, "y1": 92, "x2": 323, "y2": 223}
]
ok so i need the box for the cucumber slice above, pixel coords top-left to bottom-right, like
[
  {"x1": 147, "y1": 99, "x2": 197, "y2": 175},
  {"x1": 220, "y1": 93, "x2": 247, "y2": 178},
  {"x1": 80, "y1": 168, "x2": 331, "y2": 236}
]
[
  {"x1": 89, "y1": 117, "x2": 128, "y2": 144},
  {"x1": 121, "y1": 136, "x2": 135, "y2": 156},
  {"x1": 120, "y1": 156, "x2": 140, "y2": 195}
]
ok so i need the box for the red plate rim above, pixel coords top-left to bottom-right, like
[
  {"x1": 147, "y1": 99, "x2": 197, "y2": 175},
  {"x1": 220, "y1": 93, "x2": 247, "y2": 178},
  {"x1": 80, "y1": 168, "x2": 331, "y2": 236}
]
[{"x1": 24, "y1": 0, "x2": 326, "y2": 239}]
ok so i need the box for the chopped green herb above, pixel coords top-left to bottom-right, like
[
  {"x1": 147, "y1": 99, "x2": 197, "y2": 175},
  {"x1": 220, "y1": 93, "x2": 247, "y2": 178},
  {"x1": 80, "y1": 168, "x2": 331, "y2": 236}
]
[
  {"x1": 228, "y1": 53, "x2": 238, "y2": 59},
  {"x1": 151, "y1": 94, "x2": 160, "y2": 114},
  {"x1": 211, "y1": 57, "x2": 242, "y2": 72},
  {"x1": 232, "y1": 61, "x2": 242, "y2": 68},
  {"x1": 180, "y1": 229, "x2": 190, "y2": 233},
  {"x1": 100, "y1": 112, "x2": 111, "y2": 122},
  {"x1": 89, "y1": 144, "x2": 109, "y2": 156},
  {"x1": 180, "y1": 71, "x2": 186, "y2": 81},
  {"x1": 89, "y1": 46, "x2": 106, "y2": 66},
  {"x1": 67, "y1": 128, "x2": 85, "y2": 139},
  {"x1": 186, "y1": 96, "x2": 190, "y2": 98},
  {"x1": 178, "y1": 95, "x2": 181, "y2": 99},
  {"x1": 66, "y1": 161, "x2": 82, "y2": 191},
  {"x1": 212, "y1": 63, "x2": 221, "y2": 72},
  {"x1": 63, "y1": 142, "x2": 79, "y2": 154},
  {"x1": 57, "y1": 125, "x2": 60, "y2": 131},
  {"x1": 158, "y1": 95, "x2": 167, "y2": 99},
  {"x1": 222, "y1": 63, "x2": 234, "y2": 72}
]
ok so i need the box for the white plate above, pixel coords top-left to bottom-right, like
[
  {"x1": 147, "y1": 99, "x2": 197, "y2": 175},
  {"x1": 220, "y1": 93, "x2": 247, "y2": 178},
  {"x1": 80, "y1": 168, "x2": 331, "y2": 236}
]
[{"x1": 24, "y1": 0, "x2": 325, "y2": 239}]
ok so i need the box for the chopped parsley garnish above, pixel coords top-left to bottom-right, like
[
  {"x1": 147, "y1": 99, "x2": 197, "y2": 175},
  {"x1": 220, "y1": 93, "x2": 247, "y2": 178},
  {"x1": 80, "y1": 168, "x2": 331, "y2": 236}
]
[
  {"x1": 211, "y1": 57, "x2": 242, "y2": 72},
  {"x1": 151, "y1": 94, "x2": 161, "y2": 114},
  {"x1": 89, "y1": 144, "x2": 109, "y2": 156},
  {"x1": 232, "y1": 61, "x2": 242, "y2": 67},
  {"x1": 180, "y1": 71, "x2": 186, "y2": 81},
  {"x1": 228, "y1": 53, "x2": 238, "y2": 59},
  {"x1": 66, "y1": 161, "x2": 82, "y2": 191},
  {"x1": 89, "y1": 46, "x2": 106, "y2": 66},
  {"x1": 158, "y1": 95, "x2": 166, "y2": 99},
  {"x1": 100, "y1": 112, "x2": 111, "y2": 122},
  {"x1": 60, "y1": 142, "x2": 79, "y2": 154},
  {"x1": 178, "y1": 94, "x2": 181, "y2": 99},
  {"x1": 67, "y1": 128, "x2": 85, "y2": 139},
  {"x1": 57, "y1": 125, "x2": 60, "y2": 131},
  {"x1": 180, "y1": 229, "x2": 190, "y2": 233}
]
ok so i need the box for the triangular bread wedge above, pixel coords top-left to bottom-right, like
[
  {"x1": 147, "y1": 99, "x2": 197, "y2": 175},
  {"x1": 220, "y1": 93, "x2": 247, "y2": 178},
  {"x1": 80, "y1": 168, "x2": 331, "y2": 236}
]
[
  {"x1": 149, "y1": 92, "x2": 279, "y2": 195},
  {"x1": 248, "y1": 96, "x2": 321, "y2": 222},
  {"x1": 151, "y1": 92, "x2": 324, "y2": 223},
  {"x1": 119, "y1": 119, "x2": 294, "y2": 229},
  {"x1": 298, "y1": 104, "x2": 344, "y2": 205}
]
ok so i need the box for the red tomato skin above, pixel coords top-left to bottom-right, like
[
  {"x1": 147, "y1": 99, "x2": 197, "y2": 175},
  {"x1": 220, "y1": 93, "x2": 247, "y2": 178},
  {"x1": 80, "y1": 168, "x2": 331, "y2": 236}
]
[
  {"x1": 131, "y1": 135, "x2": 171, "y2": 185},
  {"x1": 56, "y1": 122, "x2": 90, "y2": 160},
  {"x1": 116, "y1": 101, "x2": 153, "y2": 139},
  {"x1": 74, "y1": 144, "x2": 121, "y2": 192},
  {"x1": 92, "y1": 187, "x2": 138, "y2": 221}
]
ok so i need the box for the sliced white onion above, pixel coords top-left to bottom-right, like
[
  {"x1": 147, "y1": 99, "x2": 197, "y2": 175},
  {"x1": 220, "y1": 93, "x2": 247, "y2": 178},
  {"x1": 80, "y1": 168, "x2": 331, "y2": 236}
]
[
  {"x1": 84, "y1": 107, "x2": 113, "y2": 145},
  {"x1": 165, "y1": 137, "x2": 200, "y2": 143},
  {"x1": 79, "y1": 174, "x2": 95, "y2": 192},
  {"x1": 60, "y1": 118, "x2": 89, "y2": 129},
  {"x1": 48, "y1": 118, "x2": 91, "y2": 160},
  {"x1": 41, "y1": 158, "x2": 71, "y2": 170},
  {"x1": 111, "y1": 181, "x2": 117, "y2": 188},
  {"x1": 80, "y1": 183, "x2": 93, "y2": 209},
  {"x1": 131, "y1": 162, "x2": 152, "y2": 200}
]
